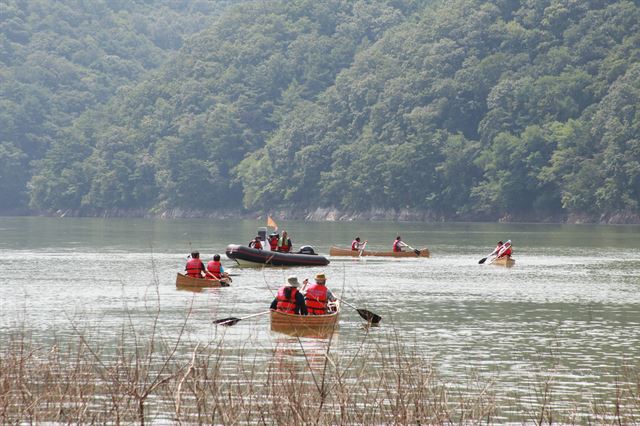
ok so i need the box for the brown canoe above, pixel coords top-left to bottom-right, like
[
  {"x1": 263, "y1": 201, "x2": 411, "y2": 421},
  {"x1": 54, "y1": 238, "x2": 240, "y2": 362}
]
[
  {"x1": 490, "y1": 257, "x2": 515, "y2": 267},
  {"x1": 175, "y1": 272, "x2": 230, "y2": 288},
  {"x1": 329, "y1": 246, "x2": 430, "y2": 258},
  {"x1": 270, "y1": 302, "x2": 340, "y2": 337}
]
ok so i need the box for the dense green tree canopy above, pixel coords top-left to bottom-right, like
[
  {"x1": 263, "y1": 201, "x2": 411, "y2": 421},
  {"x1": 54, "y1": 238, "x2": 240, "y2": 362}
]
[
  {"x1": 0, "y1": 0, "x2": 241, "y2": 211},
  {"x1": 3, "y1": 0, "x2": 640, "y2": 221}
]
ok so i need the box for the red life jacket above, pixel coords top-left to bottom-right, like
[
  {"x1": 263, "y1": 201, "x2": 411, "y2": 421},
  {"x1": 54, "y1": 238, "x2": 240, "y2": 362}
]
[
  {"x1": 269, "y1": 236, "x2": 278, "y2": 250},
  {"x1": 305, "y1": 283, "x2": 328, "y2": 315},
  {"x1": 254, "y1": 240, "x2": 262, "y2": 249},
  {"x1": 276, "y1": 287, "x2": 298, "y2": 314},
  {"x1": 393, "y1": 240, "x2": 402, "y2": 252},
  {"x1": 351, "y1": 240, "x2": 359, "y2": 250},
  {"x1": 185, "y1": 258, "x2": 203, "y2": 278},
  {"x1": 499, "y1": 245, "x2": 512, "y2": 258},
  {"x1": 206, "y1": 260, "x2": 222, "y2": 279}
]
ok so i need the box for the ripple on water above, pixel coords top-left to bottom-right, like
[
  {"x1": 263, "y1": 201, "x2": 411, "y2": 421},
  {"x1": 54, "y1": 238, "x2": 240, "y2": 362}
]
[{"x1": 1, "y1": 220, "x2": 640, "y2": 420}]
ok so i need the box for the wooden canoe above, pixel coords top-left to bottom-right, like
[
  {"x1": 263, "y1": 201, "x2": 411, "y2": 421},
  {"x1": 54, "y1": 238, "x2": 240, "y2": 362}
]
[
  {"x1": 270, "y1": 302, "x2": 340, "y2": 337},
  {"x1": 329, "y1": 246, "x2": 430, "y2": 258},
  {"x1": 175, "y1": 272, "x2": 230, "y2": 288},
  {"x1": 490, "y1": 257, "x2": 515, "y2": 267}
]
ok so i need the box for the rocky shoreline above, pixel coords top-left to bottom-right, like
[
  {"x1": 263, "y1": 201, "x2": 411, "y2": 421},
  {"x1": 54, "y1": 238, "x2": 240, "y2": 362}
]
[{"x1": 12, "y1": 207, "x2": 638, "y2": 224}]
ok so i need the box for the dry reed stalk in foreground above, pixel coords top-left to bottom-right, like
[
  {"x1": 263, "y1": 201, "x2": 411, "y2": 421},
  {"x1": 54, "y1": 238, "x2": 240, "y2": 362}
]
[
  {"x1": 1, "y1": 325, "x2": 497, "y2": 424},
  {"x1": 2, "y1": 316, "x2": 640, "y2": 423}
]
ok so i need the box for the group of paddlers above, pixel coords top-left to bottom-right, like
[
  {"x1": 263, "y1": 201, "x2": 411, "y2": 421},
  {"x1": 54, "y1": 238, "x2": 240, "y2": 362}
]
[
  {"x1": 248, "y1": 230, "x2": 293, "y2": 253},
  {"x1": 350, "y1": 235, "x2": 415, "y2": 253},
  {"x1": 270, "y1": 273, "x2": 336, "y2": 315},
  {"x1": 184, "y1": 252, "x2": 231, "y2": 281}
]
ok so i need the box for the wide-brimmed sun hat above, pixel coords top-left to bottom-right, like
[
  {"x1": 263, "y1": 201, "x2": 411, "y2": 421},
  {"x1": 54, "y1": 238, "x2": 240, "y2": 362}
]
[
  {"x1": 314, "y1": 273, "x2": 327, "y2": 282},
  {"x1": 287, "y1": 275, "x2": 300, "y2": 287}
]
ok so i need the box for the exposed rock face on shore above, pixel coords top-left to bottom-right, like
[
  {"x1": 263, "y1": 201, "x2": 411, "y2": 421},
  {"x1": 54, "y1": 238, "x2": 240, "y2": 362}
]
[{"x1": 27, "y1": 207, "x2": 640, "y2": 224}]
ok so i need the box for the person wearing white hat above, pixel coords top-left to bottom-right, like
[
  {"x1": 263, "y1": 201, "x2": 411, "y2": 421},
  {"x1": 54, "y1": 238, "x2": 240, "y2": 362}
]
[
  {"x1": 270, "y1": 275, "x2": 308, "y2": 315},
  {"x1": 303, "y1": 273, "x2": 337, "y2": 315}
]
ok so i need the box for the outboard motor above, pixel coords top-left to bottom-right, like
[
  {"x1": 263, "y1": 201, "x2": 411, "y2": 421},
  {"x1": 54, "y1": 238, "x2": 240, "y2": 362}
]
[
  {"x1": 258, "y1": 228, "x2": 267, "y2": 241},
  {"x1": 298, "y1": 245, "x2": 316, "y2": 255}
]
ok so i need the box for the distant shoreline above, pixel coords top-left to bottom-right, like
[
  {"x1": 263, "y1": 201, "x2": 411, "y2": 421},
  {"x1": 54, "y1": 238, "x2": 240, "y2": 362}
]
[{"x1": 4, "y1": 207, "x2": 640, "y2": 225}]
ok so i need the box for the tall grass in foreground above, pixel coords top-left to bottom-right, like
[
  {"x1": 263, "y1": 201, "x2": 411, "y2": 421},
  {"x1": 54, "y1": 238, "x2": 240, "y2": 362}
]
[{"x1": 1, "y1": 296, "x2": 639, "y2": 424}]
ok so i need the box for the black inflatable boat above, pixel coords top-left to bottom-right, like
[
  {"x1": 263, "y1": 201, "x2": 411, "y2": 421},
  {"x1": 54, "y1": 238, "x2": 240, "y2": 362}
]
[{"x1": 225, "y1": 244, "x2": 330, "y2": 267}]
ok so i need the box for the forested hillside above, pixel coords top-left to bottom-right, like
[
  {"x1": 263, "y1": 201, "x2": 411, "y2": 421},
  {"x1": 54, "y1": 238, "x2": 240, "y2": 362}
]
[
  {"x1": 5, "y1": 0, "x2": 640, "y2": 222},
  {"x1": 0, "y1": 0, "x2": 242, "y2": 211}
]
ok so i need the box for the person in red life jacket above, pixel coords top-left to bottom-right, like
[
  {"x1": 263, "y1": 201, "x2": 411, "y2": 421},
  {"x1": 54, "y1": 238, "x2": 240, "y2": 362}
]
[
  {"x1": 248, "y1": 235, "x2": 263, "y2": 249},
  {"x1": 393, "y1": 236, "x2": 407, "y2": 252},
  {"x1": 270, "y1": 276, "x2": 307, "y2": 315},
  {"x1": 268, "y1": 233, "x2": 279, "y2": 251},
  {"x1": 185, "y1": 251, "x2": 206, "y2": 278},
  {"x1": 206, "y1": 254, "x2": 231, "y2": 283},
  {"x1": 277, "y1": 230, "x2": 292, "y2": 253},
  {"x1": 303, "y1": 273, "x2": 337, "y2": 315},
  {"x1": 351, "y1": 236, "x2": 366, "y2": 251},
  {"x1": 497, "y1": 240, "x2": 513, "y2": 258}
]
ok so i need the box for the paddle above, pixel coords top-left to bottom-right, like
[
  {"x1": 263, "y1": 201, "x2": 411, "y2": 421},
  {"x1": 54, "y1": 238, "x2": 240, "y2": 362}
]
[
  {"x1": 478, "y1": 248, "x2": 499, "y2": 264},
  {"x1": 358, "y1": 241, "x2": 368, "y2": 257},
  {"x1": 403, "y1": 242, "x2": 421, "y2": 256},
  {"x1": 213, "y1": 310, "x2": 271, "y2": 326},
  {"x1": 336, "y1": 297, "x2": 382, "y2": 324}
]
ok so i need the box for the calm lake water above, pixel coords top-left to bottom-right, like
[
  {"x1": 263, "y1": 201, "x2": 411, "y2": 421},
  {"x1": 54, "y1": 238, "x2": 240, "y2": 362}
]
[{"x1": 1, "y1": 217, "x2": 639, "y2": 419}]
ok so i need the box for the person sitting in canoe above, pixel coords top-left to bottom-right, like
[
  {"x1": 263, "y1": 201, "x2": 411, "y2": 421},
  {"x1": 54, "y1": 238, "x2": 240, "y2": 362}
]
[
  {"x1": 248, "y1": 235, "x2": 263, "y2": 249},
  {"x1": 277, "y1": 230, "x2": 292, "y2": 253},
  {"x1": 496, "y1": 240, "x2": 513, "y2": 259},
  {"x1": 185, "y1": 252, "x2": 207, "y2": 278},
  {"x1": 270, "y1": 275, "x2": 307, "y2": 315},
  {"x1": 351, "y1": 236, "x2": 367, "y2": 251},
  {"x1": 268, "y1": 233, "x2": 279, "y2": 250},
  {"x1": 393, "y1": 236, "x2": 408, "y2": 252},
  {"x1": 303, "y1": 273, "x2": 337, "y2": 315},
  {"x1": 206, "y1": 254, "x2": 231, "y2": 282}
]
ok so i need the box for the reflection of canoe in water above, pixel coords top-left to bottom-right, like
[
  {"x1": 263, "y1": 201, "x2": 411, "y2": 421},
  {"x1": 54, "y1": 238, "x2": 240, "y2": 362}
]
[
  {"x1": 226, "y1": 244, "x2": 330, "y2": 267},
  {"x1": 175, "y1": 272, "x2": 230, "y2": 288},
  {"x1": 270, "y1": 302, "x2": 340, "y2": 337},
  {"x1": 491, "y1": 257, "x2": 515, "y2": 267},
  {"x1": 329, "y1": 246, "x2": 430, "y2": 258}
]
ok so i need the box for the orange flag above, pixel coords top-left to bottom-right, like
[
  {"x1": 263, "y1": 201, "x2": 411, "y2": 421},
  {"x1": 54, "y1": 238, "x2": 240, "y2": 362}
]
[{"x1": 267, "y1": 215, "x2": 278, "y2": 230}]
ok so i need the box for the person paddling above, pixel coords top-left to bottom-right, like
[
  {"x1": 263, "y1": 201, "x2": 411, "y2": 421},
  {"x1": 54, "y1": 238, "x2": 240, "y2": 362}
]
[
  {"x1": 496, "y1": 240, "x2": 513, "y2": 259},
  {"x1": 206, "y1": 254, "x2": 231, "y2": 283},
  {"x1": 393, "y1": 236, "x2": 406, "y2": 252},
  {"x1": 185, "y1": 251, "x2": 206, "y2": 278},
  {"x1": 351, "y1": 236, "x2": 366, "y2": 251},
  {"x1": 479, "y1": 240, "x2": 511, "y2": 264},
  {"x1": 270, "y1": 276, "x2": 307, "y2": 315},
  {"x1": 303, "y1": 273, "x2": 337, "y2": 315}
]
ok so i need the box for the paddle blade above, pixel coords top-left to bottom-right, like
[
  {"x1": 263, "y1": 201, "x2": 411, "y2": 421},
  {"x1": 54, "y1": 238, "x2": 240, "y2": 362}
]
[
  {"x1": 478, "y1": 257, "x2": 487, "y2": 264},
  {"x1": 213, "y1": 317, "x2": 240, "y2": 326},
  {"x1": 357, "y1": 309, "x2": 382, "y2": 324},
  {"x1": 413, "y1": 249, "x2": 421, "y2": 256}
]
